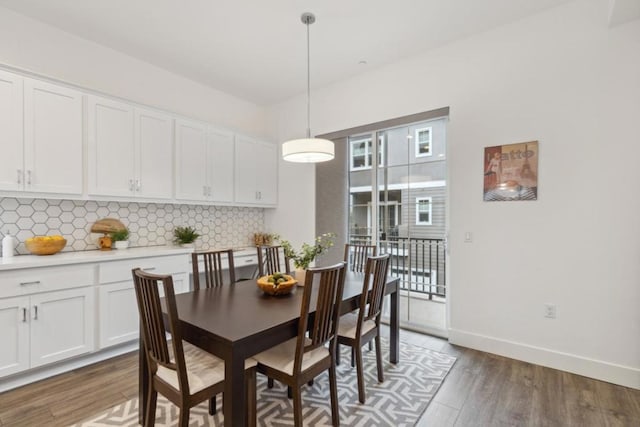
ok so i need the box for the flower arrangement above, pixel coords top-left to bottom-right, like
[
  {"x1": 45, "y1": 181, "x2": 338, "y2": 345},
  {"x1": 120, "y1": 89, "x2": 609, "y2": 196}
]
[{"x1": 278, "y1": 233, "x2": 336, "y2": 270}]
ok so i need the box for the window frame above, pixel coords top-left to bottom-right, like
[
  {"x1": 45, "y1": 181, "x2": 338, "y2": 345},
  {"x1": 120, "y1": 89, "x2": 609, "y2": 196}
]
[
  {"x1": 415, "y1": 196, "x2": 432, "y2": 225},
  {"x1": 415, "y1": 126, "x2": 433, "y2": 158},
  {"x1": 349, "y1": 135, "x2": 385, "y2": 171}
]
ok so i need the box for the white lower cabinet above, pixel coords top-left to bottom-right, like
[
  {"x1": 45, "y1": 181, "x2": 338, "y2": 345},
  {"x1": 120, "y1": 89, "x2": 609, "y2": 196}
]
[{"x1": 0, "y1": 287, "x2": 94, "y2": 376}]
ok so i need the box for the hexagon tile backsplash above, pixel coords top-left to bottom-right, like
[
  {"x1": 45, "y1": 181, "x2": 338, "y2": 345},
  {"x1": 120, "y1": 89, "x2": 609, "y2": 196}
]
[{"x1": 0, "y1": 197, "x2": 264, "y2": 255}]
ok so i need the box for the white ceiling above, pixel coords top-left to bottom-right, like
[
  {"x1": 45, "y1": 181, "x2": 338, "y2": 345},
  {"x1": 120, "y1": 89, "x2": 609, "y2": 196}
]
[{"x1": 0, "y1": 0, "x2": 576, "y2": 105}]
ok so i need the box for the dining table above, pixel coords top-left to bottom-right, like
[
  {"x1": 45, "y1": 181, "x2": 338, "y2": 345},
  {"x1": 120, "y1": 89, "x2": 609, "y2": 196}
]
[{"x1": 139, "y1": 271, "x2": 400, "y2": 427}]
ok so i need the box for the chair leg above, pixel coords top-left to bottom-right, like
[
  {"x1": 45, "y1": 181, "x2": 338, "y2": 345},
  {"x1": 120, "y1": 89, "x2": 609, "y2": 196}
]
[
  {"x1": 178, "y1": 407, "x2": 190, "y2": 427},
  {"x1": 293, "y1": 387, "x2": 304, "y2": 427},
  {"x1": 355, "y1": 345, "x2": 366, "y2": 404},
  {"x1": 209, "y1": 395, "x2": 216, "y2": 415},
  {"x1": 144, "y1": 389, "x2": 158, "y2": 427},
  {"x1": 368, "y1": 341, "x2": 373, "y2": 352},
  {"x1": 268, "y1": 377, "x2": 274, "y2": 388},
  {"x1": 329, "y1": 362, "x2": 340, "y2": 426},
  {"x1": 336, "y1": 344, "x2": 341, "y2": 366},
  {"x1": 288, "y1": 385, "x2": 293, "y2": 399},
  {"x1": 350, "y1": 347, "x2": 355, "y2": 368},
  {"x1": 375, "y1": 335, "x2": 384, "y2": 383},
  {"x1": 247, "y1": 368, "x2": 257, "y2": 427}
]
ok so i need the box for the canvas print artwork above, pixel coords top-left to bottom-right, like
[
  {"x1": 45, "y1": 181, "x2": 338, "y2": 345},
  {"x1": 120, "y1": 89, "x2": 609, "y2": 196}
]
[{"x1": 483, "y1": 141, "x2": 538, "y2": 201}]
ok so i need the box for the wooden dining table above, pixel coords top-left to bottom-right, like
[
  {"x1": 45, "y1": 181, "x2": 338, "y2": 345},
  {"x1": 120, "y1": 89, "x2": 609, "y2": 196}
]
[{"x1": 139, "y1": 271, "x2": 400, "y2": 427}]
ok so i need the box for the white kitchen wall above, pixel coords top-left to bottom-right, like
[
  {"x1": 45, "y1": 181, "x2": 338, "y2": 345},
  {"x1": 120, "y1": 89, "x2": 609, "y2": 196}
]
[
  {"x1": 266, "y1": 0, "x2": 640, "y2": 388},
  {"x1": 0, "y1": 6, "x2": 267, "y2": 137},
  {"x1": 0, "y1": 197, "x2": 263, "y2": 255}
]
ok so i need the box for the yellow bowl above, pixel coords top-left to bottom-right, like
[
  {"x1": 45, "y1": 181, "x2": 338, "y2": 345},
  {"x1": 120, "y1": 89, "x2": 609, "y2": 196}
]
[
  {"x1": 25, "y1": 237, "x2": 67, "y2": 255},
  {"x1": 256, "y1": 274, "x2": 297, "y2": 296}
]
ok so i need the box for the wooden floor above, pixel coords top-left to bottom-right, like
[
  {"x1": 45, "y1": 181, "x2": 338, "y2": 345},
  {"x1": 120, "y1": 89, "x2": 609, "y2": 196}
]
[{"x1": 1, "y1": 328, "x2": 638, "y2": 426}]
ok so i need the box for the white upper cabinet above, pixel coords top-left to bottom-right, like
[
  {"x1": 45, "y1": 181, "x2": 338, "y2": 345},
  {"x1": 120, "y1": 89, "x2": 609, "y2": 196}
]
[
  {"x1": 175, "y1": 118, "x2": 209, "y2": 201},
  {"x1": 0, "y1": 71, "x2": 82, "y2": 195},
  {"x1": 135, "y1": 108, "x2": 173, "y2": 199},
  {"x1": 0, "y1": 70, "x2": 23, "y2": 192},
  {"x1": 88, "y1": 96, "x2": 173, "y2": 199},
  {"x1": 175, "y1": 120, "x2": 235, "y2": 203},
  {"x1": 234, "y1": 135, "x2": 277, "y2": 206},
  {"x1": 208, "y1": 128, "x2": 235, "y2": 203}
]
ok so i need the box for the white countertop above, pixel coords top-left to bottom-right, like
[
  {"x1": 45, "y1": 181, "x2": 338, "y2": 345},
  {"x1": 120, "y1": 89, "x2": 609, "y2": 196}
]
[{"x1": 0, "y1": 246, "x2": 257, "y2": 271}]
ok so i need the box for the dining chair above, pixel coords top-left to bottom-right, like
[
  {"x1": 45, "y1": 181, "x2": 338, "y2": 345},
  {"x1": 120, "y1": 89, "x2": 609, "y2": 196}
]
[
  {"x1": 343, "y1": 243, "x2": 377, "y2": 273},
  {"x1": 257, "y1": 245, "x2": 291, "y2": 276},
  {"x1": 336, "y1": 254, "x2": 390, "y2": 404},
  {"x1": 253, "y1": 262, "x2": 347, "y2": 426},
  {"x1": 132, "y1": 268, "x2": 257, "y2": 427},
  {"x1": 192, "y1": 249, "x2": 236, "y2": 290}
]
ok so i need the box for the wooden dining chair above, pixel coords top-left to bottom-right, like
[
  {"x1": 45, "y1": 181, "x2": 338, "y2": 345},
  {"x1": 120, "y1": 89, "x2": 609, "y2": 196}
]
[
  {"x1": 132, "y1": 268, "x2": 257, "y2": 427},
  {"x1": 253, "y1": 262, "x2": 346, "y2": 426},
  {"x1": 257, "y1": 245, "x2": 291, "y2": 276},
  {"x1": 336, "y1": 254, "x2": 390, "y2": 404},
  {"x1": 343, "y1": 243, "x2": 377, "y2": 273},
  {"x1": 192, "y1": 249, "x2": 236, "y2": 290}
]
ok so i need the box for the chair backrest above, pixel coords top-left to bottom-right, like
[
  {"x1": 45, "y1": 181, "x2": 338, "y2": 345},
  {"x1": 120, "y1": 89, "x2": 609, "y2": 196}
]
[
  {"x1": 344, "y1": 243, "x2": 377, "y2": 273},
  {"x1": 192, "y1": 249, "x2": 235, "y2": 289},
  {"x1": 357, "y1": 254, "x2": 390, "y2": 326},
  {"x1": 257, "y1": 245, "x2": 291, "y2": 276},
  {"x1": 294, "y1": 262, "x2": 346, "y2": 374},
  {"x1": 132, "y1": 268, "x2": 189, "y2": 392}
]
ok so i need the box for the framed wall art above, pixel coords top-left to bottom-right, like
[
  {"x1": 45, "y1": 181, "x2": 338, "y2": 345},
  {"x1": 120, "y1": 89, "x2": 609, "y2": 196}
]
[{"x1": 483, "y1": 141, "x2": 538, "y2": 201}]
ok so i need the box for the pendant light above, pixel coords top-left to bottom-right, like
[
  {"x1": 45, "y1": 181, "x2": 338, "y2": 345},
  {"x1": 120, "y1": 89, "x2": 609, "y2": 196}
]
[{"x1": 282, "y1": 12, "x2": 334, "y2": 163}]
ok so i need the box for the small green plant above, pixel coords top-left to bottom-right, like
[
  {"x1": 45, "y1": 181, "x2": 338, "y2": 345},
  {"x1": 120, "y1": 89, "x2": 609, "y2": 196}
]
[
  {"x1": 278, "y1": 233, "x2": 336, "y2": 270},
  {"x1": 173, "y1": 226, "x2": 200, "y2": 245},
  {"x1": 110, "y1": 228, "x2": 130, "y2": 242}
]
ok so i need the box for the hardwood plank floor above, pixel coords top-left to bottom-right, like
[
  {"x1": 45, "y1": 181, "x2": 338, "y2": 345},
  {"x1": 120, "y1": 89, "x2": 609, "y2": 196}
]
[{"x1": 1, "y1": 328, "x2": 638, "y2": 426}]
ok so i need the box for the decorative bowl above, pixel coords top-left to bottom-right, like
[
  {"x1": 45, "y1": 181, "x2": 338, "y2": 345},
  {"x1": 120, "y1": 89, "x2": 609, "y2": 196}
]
[
  {"x1": 25, "y1": 236, "x2": 67, "y2": 255},
  {"x1": 256, "y1": 274, "x2": 297, "y2": 296}
]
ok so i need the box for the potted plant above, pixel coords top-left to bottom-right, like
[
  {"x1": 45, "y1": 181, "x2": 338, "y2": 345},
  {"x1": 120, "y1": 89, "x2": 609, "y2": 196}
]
[
  {"x1": 173, "y1": 226, "x2": 200, "y2": 247},
  {"x1": 110, "y1": 228, "x2": 130, "y2": 250},
  {"x1": 279, "y1": 233, "x2": 336, "y2": 283}
]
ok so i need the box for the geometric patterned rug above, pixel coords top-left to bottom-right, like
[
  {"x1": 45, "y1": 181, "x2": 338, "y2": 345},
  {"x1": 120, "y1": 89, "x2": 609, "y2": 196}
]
[{"x1": 70, "y1": 338, "x2": 456, "y2": 426}]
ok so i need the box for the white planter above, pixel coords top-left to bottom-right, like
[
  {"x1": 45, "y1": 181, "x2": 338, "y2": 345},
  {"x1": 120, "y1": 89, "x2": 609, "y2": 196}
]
[
  {"x1": 294, "y1": 268, "x2": 307, "y2": 286},
  {"x1": 114, "y1": 241, "x2": 129, "y2": 250}
]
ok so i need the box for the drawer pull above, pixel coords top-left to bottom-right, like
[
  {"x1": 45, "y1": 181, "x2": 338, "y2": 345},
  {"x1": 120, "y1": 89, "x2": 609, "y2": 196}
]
[
  {"x1": 142, "y1": 267, "x2": 156, "y2": 271},
  {"x1": 22, "y1": 308, "x2": 27, "y2": 323},
  {"x1": 245, "y1": 259, "x2": 254, "y2": 263},
  {"x1": 20, "y1": 280, "x2": 41, "y2": 286},
  {"x1": 33, "y1": 305, "x2": 38, "y2": 320}
]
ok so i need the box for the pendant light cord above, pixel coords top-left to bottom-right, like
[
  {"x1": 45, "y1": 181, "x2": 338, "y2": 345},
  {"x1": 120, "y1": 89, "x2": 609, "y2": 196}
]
[{"x1": 306, "y1": 18, "x2": 311, "y2": 139}]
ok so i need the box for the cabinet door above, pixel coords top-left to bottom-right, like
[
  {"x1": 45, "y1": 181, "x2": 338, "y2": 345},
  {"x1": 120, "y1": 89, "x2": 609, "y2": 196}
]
[
  {"x1": 98, "y1": 282, "x2": 138, "y2": 348},
  {"x1": 0, "y1": 296, "x2": 29, "y2": 377},
  {"x1": 255, "y1": 141, "x2": 278, "y2": 205},
  {"x1": 234, "y1": 135, "x2": 259, "y2": 204},
  {"x1": 0, "y1": 70, "x2": 23, "y2": 192},
  {"x1": 30, "y1": 287, "x2": 95, "y2": 368},
  {"x1": 24, "y1": 79, "x2": 83, "y2": 194},
  {"x1": 87, "y1": 95, "x2": 135, "y2": 196},
  {"x1": 175, "y1": 119, "x2": 209, "y2": 201},
  {"x1": 135, "y1": 108, "x2": 173, "y2": 199},
  {"x1": 208, "y1": 127, "x2": 234, "y2": 203}
]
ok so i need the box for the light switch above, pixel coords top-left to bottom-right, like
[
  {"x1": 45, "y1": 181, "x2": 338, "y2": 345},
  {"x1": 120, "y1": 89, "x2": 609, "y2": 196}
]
[{"x1": 464, "y1": 232, "x2": 473, "y2": 243}]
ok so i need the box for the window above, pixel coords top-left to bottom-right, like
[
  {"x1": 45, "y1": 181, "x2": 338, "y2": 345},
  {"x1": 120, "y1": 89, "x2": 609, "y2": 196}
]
[
  {"x1": 416, "y1": 197, "x2": 432, "y2": 225},
  {"x1": 350, "y1": 136, "x2": 384, "y2": 170},
  {"x1": 415, "y1": 127, "x2": 432, "y2": 157}
]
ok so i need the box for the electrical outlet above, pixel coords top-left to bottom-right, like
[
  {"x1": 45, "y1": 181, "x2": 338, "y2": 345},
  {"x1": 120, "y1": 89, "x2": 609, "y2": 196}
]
[
  {"x1": 544, "y1": 304, "x2": 557, "y2": 319},
  {"x1": 464, "y1": 232, "x2": 473, "y2": 243}
]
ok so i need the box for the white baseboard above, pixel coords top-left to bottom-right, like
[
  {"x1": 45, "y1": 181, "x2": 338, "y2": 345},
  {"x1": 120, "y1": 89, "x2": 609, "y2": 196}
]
[
  {"x1": 449, "y1": 329, "x2": 640, "y2": 390},
  {"x1": 0, "y1": 341, "x2": 139, "y2": 393}
]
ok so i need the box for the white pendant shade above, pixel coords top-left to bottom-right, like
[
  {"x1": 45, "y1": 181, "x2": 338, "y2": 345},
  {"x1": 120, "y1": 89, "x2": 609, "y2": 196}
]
[{"x1": 282, "y1": 138, "x2": 334, "y2": 163}]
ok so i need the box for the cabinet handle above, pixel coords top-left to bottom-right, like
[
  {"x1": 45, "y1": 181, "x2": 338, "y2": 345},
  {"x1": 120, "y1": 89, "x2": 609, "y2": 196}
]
[
  {"x1": 245, "y1": 259, "x2": 253, "y2": 263},
  {"x1": 20, "y1": 280, "x2": 41, "y2": 286},
  {"x1": 26, "y1": 170, "x2": 32, "y2": 185},
  {"x1": 136, "y1": 179, "x2": 141, "y2": 191},
  {"x1": 142, "y1": 267, "x2": 156, "y2": 271},
  {"x1": 33, "y1": 305, "x2": 38, "y2": 320},
  {"x1": 17, "y1": 169, "x2": 22, "y2": 184},
  {"x1": 22, "y1": 308, "x2": 27, "y2": 323}
]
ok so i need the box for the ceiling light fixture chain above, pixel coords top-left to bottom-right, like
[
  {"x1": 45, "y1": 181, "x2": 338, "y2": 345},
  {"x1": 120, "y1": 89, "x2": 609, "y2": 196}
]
[{"x1": 282, "y1": 12, "x2": 334, "y2": 163}]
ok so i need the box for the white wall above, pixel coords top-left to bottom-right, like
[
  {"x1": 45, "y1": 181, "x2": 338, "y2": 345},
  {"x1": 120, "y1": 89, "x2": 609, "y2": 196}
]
[
  {"x1": 0, "y1": 7, "x2": 266, "y2": 136},
  {"x1": 266, "y1": 0, "x2": 640, "y2": 388}
]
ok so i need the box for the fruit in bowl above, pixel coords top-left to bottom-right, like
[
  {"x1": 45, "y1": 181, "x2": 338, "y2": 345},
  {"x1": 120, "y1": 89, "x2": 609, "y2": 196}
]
[
  {"x1": 256, "y1": 272, "x2": 297, "y2": 296},
  {"x1": 25, "y1": 235, "x2": 67, "y2": 255}
]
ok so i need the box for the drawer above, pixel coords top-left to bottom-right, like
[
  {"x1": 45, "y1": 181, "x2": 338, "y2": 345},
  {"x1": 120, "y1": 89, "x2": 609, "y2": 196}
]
[
  {"x1": 100, "y1": 255, "x2": 189, "y2": 284},
  {"x1": 190, "y1": 253, "x2": 258, "y2": 271},
  {"x1": 0, "y1": 264, "x2": 96, "y2": 299}
]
